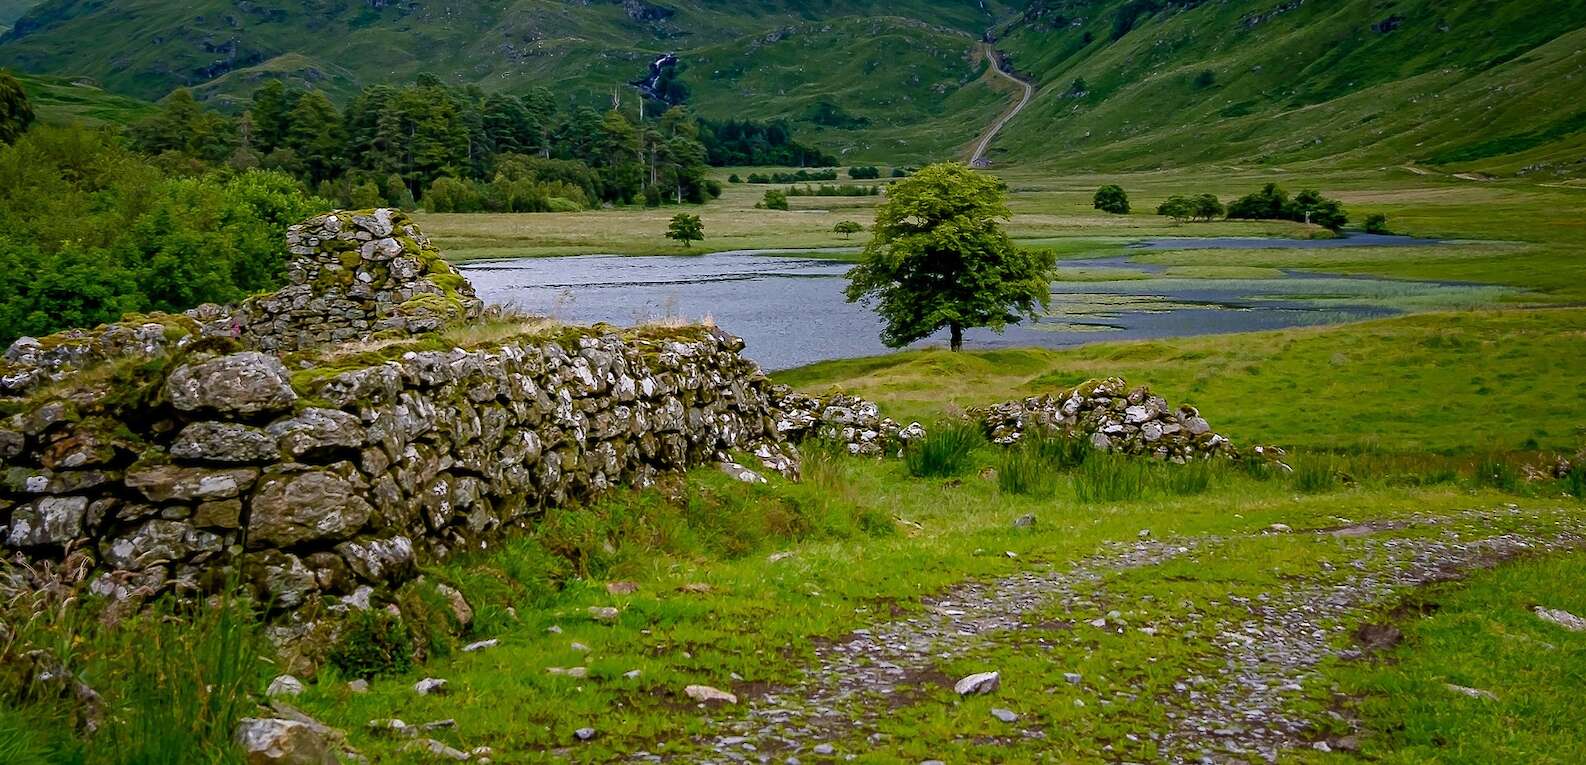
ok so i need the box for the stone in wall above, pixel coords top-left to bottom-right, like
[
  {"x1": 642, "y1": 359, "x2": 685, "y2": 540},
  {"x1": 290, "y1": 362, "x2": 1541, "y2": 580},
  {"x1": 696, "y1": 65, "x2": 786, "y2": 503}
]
[{"x1": 769, "y1": 388, "x2": 925, "y2": 457}]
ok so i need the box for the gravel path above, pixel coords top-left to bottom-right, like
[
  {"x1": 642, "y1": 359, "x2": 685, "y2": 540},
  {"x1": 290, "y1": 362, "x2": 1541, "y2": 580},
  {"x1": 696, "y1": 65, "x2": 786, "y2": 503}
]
[{"x1": 657, "y1": 507, "x2": 1582, "y2": 764}]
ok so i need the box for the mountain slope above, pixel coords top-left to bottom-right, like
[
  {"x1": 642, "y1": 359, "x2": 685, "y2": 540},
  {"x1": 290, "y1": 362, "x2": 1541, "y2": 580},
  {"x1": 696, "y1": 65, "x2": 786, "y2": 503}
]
[
  {"x1": 3, "y1": 0, "x2": 1585, "y2": 175},
  {"x1": 989, "y1": 0, "x2": 1586, "y2": 175}
]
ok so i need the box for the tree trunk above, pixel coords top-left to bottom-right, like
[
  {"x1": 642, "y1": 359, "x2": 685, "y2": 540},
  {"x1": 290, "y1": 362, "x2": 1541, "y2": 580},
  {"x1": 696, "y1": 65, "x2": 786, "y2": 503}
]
[{"x1": 950, "y1": 323, "x2": 963, "y2": 352}]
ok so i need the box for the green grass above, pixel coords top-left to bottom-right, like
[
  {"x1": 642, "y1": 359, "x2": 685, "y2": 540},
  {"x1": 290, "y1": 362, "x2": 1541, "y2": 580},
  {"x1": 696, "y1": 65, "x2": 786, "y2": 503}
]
[
  {"x1": 1324, "y1": 553, "x2": 1586, "y2": 763},
  {"x1": 780, "y1": 308, "x2": 1586, "y2": 454}
]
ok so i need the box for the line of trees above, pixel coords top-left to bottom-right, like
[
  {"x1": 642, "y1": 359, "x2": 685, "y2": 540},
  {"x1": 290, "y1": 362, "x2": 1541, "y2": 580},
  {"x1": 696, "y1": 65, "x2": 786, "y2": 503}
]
[
  {"x1": 128, "y1": 77, "x2": 829, "y2": 212},
  {"x1": 786, "y1": 184, "x2": 881, "y2": 197},
  {"x1": 1095, "y1": 182, "x2": 1350, "y2": 231}
]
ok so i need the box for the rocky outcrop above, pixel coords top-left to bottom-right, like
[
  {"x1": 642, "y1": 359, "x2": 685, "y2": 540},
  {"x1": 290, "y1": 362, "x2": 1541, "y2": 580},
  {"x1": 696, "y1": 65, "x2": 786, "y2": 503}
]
[
  {"x1": 0, "y1": 212, "x2": 795, "y2": 621},
  {"x1": 976, "y1": 378, "x2": 1235, "y2": 461}
]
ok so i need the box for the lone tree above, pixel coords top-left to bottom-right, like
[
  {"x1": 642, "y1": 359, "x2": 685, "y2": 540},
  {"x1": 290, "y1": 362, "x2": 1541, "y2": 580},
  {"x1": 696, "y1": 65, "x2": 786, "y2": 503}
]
[
  {"x1": 0, "y1": 69, "x2": 35, "y2": 145},
  {"x1": 845, "y1": 162, "x2": 1055, "y2": 352},
  {"x1": 1093, "y1": 184, "x2": 1130, "y2": 214},
  {"x1": 666, "y1": 213, "x2": 704, "y2": 248},
  {"x1": 833, "y1": 220, "x2": 863, "y2": 239}
]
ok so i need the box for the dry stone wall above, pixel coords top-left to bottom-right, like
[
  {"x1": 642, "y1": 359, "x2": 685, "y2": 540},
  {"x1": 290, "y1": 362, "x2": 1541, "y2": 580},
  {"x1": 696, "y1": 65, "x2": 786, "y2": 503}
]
[
  {"x1": 976, "y1": 377, "x2": 1235, "y2": 460},
  {"x1": 0, "y1": 212, "x2": 795, "y2": 618}
]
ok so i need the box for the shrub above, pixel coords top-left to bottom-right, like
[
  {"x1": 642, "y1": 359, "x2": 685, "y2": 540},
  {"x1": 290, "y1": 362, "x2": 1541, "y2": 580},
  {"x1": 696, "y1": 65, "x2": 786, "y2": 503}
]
[
  {"x1": 1093, "y1": 184, "x2": 1130, "y2": 214},
  {"x1": 328, "y1": 608, "x2": 416, "y2": 679},
  {"x1": 1364, "y1": 213, "x2": 1390, "y2": 234},
  {"x1": 834, "y1": 220, "x2": 863, "y2": 239},
  {"x1": 760, "y1": 189, "x2": 789, "y2": 210},
  {"x1": 1157, "y1": 194, "x2": 1196, "y2": 222},
  {"x1": 905, "y1": 421, "x2": 983, "y2": 478},
  {"x1": 1073, "y1": 455, "x2": 1149, "y2": 502},
  {"x1": 1227, "y1": 183, "x2": 1349, "y2": 231},
  {"x1": 1193, "y1": 69, "x2": 1216, "y2": 89},
  {"x1": 728, "y1": 173, "x2": 742, "y2": 183},
  {"x1": 1566, "y1": 468, "x2": 1584, "y2": 500},
  {"x1": 848, "y1": 165, "x2": 881, "y2": 179}
]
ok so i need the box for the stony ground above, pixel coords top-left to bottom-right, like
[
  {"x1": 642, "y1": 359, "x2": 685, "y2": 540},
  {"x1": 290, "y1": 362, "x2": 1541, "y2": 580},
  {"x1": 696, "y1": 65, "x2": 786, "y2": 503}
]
[{"x1": 651, "y1": 506, "x2": 1584, "y2": 764}]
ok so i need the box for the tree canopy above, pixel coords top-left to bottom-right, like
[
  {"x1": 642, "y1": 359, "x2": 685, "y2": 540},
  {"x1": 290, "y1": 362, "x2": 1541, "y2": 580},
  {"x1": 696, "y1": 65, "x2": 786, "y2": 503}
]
[
  {"x1": 667, "y1": 213, "x2": 704, "y2": 247},
  {"x1": 844, "y1": 163, "x2": 1055, "y2": 351},
  {"x1": 1093, "y1": 184, "x2": 1130, "y2": 214}
]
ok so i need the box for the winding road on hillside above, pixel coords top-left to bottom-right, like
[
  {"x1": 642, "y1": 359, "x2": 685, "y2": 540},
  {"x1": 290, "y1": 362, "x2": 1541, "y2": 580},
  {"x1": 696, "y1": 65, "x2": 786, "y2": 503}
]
[{"x1": 970, "y1": 45, "x2": 1035, "y2": 168}]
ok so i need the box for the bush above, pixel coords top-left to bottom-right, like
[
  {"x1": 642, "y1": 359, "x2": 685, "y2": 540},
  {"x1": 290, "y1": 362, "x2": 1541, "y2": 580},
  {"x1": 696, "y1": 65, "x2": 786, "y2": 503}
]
[
  {"x1": 1193, "y1": 69, "x2": 1217, "y2": 89},
  {"x1": 1566, "y1": 468, "x2": 1584, "y2": 500},
  {"x1": 328, "y1": 608, "x2": 416, "y2": 679},
  {"x1": 834, "y1": 220, "x2": 863, "y2": 239},
  {"x1": 728, "y1": 173, "x2": 742, "y2": 183},
  {"x1": 848, "y1": 165, "x2": 881, "y2": 179},
  {"x1": 1073, "y1": 455, "x2": 1148, "y2": 502},
  {"x1": 760, "y1": 189, "x2": 789, "y2": 210},
  {"x1": 1227, "y1": 183, "x2": 1348, "y2": 231},
  {"x1": 1157, "y1": 195, "x2": 1196, "y2": 222},
  {"x1": 1093, "y1": 184, "x2": 1130, "y2": 214},
  {"x1": 905, "y1": 421, "x2": 983, "y2": 478},
  {"x1": 1364, "y1": 213, "x2": 1390, "y2": 234}
]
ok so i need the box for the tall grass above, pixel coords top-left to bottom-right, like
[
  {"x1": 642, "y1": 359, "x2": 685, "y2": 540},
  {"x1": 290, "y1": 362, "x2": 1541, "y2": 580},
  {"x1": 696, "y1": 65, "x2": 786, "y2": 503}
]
[
  {"x1": 1290, "y1": 456, "x2": 1342, "y2": 494},
  {"x1": 997, "y1": 447, "x2": 1059, "y2": 497},
  {"x1": 905, "y1": 421, "x2": 983, "y2": 478},
  {"x1": 1564, "y1": 468, "x2": 1584, "y2": 500},
  {"x1": 1073, "y1": 455, "x2": 1150, "y2": 503},
  {"x1": 1473, "y1": 456, "x2": 1520, "y2": 493},
  {"x1": 1021, "y1": 428, "x2": 1093, "y2": 470},
  {"x1": 1160, "y1": 459, "x2": 1217, "y2": 496},
  {"x1": 0, "y1": 590, "x2": 264, "y2": 765}
]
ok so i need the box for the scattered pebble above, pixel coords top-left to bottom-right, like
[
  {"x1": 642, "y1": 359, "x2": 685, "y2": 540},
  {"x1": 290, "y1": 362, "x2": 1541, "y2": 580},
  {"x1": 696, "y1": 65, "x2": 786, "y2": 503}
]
[
  {"x1": 347, "y1": 679, "x2": 370, "y2": 694},
  {"x1": 1445, "y1": 683, "x2": 1499, "y2": 701},
  {"x1": 574, "y1": 727, "x2": 597, "y2": 742},
  {"x1": 1013, "y1": 514, "x2": 1037, "y2": 528},
  {"x1": 606, "y1": 581, "x2": 639, "y2": 595},
  {"x1": 588, "y1": 606, "x2": 620, "y2": 623},
  {"x1": 413, "y1": 678, "x2": 449, "y2": 696},
  {"x1": 463, "y1": 639, "x2": 498, "y2": 653},
  {"x1": 990, "y1": 708, "x2": 1019, "y2": 723}
]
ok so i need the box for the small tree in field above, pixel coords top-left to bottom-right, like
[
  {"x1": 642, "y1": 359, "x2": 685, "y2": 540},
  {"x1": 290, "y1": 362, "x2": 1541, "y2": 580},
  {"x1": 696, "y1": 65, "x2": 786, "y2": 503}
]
[
  {"x1": 667, "y1": 213, "x2": 704, "y2": 248},
  {"x1": 0, "y1": 69, "x2": 37, "y2": 144},
  {"x1": 845, "y1": 162, "x2": 1056, "y2": 352},
  {"x1": 834, "y1": 220, "x2": 863, "y2": 239},
  {"x1": 1093, "y1": 184, "x2": 1130, "y2": 214}
]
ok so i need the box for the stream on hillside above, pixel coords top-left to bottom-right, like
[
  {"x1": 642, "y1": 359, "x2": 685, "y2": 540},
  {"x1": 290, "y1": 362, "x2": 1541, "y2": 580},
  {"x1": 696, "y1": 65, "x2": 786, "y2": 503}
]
[{"x1": 460, "y1": 235, "x2": 1498, "y2": 371}]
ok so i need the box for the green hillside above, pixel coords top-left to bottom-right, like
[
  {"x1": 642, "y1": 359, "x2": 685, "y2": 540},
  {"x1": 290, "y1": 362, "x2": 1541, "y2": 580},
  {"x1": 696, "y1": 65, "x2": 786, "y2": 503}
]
[
  {"x1": 992, "y1": 0, "x2": 1586, "y2": 175},
  {"x1": 0, "y1": 0, "x2": 36, "y2": 32},
  {"x1": 3, "y1": 0, "x2": 1585, "y2": 173}
]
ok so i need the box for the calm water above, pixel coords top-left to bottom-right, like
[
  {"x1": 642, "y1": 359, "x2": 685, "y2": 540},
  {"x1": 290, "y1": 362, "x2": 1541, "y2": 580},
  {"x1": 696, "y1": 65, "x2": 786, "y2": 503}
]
[{"x1": 460, "y1": 236, "x2": 1456, "y2": 371}]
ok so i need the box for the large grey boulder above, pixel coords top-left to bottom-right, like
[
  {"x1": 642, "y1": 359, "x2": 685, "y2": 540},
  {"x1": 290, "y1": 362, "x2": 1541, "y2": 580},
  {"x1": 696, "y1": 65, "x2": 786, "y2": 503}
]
[
  {"x1": 166, "y1": 353, "x2": 298, "y2": 416},
  {"x1": 249, "y1": 470, "x2": 373, "y2": 547}
]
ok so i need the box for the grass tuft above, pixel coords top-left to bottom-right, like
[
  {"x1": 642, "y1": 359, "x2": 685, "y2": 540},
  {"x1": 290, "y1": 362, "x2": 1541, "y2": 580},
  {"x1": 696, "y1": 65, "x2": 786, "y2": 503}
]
[
  {"x1": 905, "y1": 421, "x2": 983, "y2": 478},
  {"x1": 1073, "y1": 454, "x2": 1150, "y2": 503}
]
